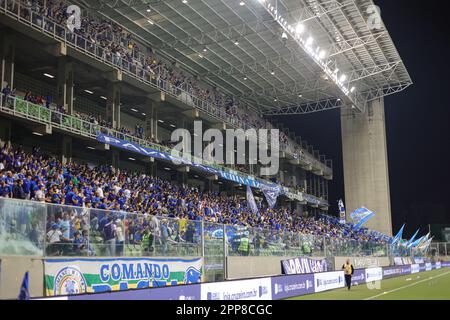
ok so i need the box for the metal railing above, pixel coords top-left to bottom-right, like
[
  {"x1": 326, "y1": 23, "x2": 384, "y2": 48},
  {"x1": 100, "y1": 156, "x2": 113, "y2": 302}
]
[
  {"x1": 0, "y1": 198, "x2": 393, "y2": 262},
  {"x1": 429, "y1": 242, "x2": 449, "y2": 256},
  {"x1": 0, "y1": 0, "x2": 332, "y2": 174},
  {"x1": 0, "y1": 93, "x2": 329, "y2": 206}
]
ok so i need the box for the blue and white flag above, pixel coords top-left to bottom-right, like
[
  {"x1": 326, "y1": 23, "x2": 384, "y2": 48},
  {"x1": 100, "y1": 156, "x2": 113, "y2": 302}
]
[
  {"x1": 261, "y1": 184, "x2": 281, "y2": 209},
  {"x1": 246, "y1": 185, "x2": 259, "y2": 216},
  {"x1": 338, "y1": 199, "x2": 346, "y2": 224},
  {"x1": 391, "y1": 224, "x2": 405, "y2": 245},
  {"x1": 406, "y1": 229, "x2": 420, "y2": 247},
  {"x1": 416, "y1": 233, "x2": 430, "y2": 248},
  {"x1": 350, "y1": 207, "x2": 376, "y2": 230},
  {"x1": 408, "y1": 235, "x2": 426, "y2": 248},
  {"x1": 18, "y1": 271, "x2": 30, "y2": 300}
]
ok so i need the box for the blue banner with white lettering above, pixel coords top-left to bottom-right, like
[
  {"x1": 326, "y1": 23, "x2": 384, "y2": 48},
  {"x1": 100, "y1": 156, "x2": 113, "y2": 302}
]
[{"x1": 97, "y1": 133, "x2": 327, "y2": 207}]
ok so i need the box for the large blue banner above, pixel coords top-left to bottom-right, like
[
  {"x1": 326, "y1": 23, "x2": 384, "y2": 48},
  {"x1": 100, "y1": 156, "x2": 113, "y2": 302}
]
[{"x1": 97, "y1": 133, "x2": 328, "y2": 207}]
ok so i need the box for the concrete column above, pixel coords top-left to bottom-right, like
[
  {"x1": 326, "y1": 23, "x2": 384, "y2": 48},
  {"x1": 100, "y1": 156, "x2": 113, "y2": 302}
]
[
  {"x1": 147, "y1": 158, "x2": 157, "y2": 177},
  {"x1": 341, "y1": 97, "x2": 393, "y2": 236},
  {"x1": 178, "y1": 171, "x2": 188, "y2": 185},
  {"x1": 56, "y1": 57, "x2": 74, "y2": 114},
  {"x1": 110, "y1": 150, "x2": 120, "y2": 170},
  {"x1": 106, "y1": 82, "x2": 121, "y2": 129},
  {"x1": 176, "y1": 117, "x2": 190, "y2": 155},
  {"x1": 0, "y1": 34, "x2": 15, "y2": 90},
  {"x1": 205, "y1": 179, "x2": 213, "y2": 192},
  {"x1": 145, "y1": 102, "x2": 159, "y2": 141},
  {"x1": 61, "y1": 136, "x2": 72, "y2": 165},
  {"x1": 0, "y1": 118, "x2": 11, "y2": 145}
]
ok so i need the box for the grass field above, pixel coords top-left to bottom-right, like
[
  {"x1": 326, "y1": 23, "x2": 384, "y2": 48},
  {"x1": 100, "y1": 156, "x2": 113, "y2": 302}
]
[{"x1": 288, "y1": 268, "x2": 450, "y2": 300}]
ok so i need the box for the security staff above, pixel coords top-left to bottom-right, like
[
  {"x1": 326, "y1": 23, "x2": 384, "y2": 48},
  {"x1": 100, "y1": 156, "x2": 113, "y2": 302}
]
[{"x1": 342, "y1": 259, "x2": 355, "y2": 290}]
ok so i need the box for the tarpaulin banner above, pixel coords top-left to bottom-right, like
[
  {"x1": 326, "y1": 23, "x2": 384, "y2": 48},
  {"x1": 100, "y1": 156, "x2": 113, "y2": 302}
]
[
  {"x1": 271, "y1": 274, "x2": 315, "y2": 300},
  {"x1": 394, "y1": 257, "x2": 413, "y2": 266},
  {"x1": 281, "y1": 257, "x2": 328, "y2": 275},
  {"x1": 44, "y1": 257, "x2": 203, "y2": 296}
]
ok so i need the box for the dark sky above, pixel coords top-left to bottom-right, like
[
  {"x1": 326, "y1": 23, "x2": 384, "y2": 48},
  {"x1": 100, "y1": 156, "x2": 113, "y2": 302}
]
[{"x1": 278, "y1": 0, "x2": 450, "y2": 238}]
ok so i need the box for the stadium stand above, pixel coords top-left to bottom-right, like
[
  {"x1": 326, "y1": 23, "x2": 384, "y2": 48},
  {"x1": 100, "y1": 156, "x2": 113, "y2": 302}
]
[
  {"x1": 0, "y1": 0, "x2": 325, "y2": 169},
  {"x1": 0, "y1": 142, "x2": 389, "y2": 258}
]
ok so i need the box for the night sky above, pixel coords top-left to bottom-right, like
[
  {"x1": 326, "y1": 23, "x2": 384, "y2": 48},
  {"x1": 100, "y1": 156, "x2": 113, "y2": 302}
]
[{"x1": 278, "y1": 0, "x2": 450, "y2": 238}]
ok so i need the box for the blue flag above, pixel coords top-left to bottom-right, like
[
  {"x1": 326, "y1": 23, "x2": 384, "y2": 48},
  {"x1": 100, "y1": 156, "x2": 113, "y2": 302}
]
[
  {"x1": 391, "y1": 224, "x2": 405, "y2": 245},
  {"x1": 18, "y1": 271, "x2": 30, "y2": 300},
  {"x1": 350, "y1": 207, "x2": 376, "y2": 230},
  {"x1": 246, "y1": 185, "x2": 259, "y2": 216},
  {"x1": 261, "y1": 184, "x2": 281, "y2": 209},
  {"x1": 408, "y1": 236, "x2": 425, "y2": 248},
  {"x1": 406, "y1": 229, "x2": 420, "y2": 247},
  {"x1": 338, "y1": 199, "x2": 346, "y2": 224}
]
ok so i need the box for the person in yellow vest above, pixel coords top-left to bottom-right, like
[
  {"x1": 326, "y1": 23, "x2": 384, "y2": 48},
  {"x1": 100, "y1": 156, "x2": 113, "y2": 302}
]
[{"x1": 342, "y1": 259, "x2": 354, "y2": 290}]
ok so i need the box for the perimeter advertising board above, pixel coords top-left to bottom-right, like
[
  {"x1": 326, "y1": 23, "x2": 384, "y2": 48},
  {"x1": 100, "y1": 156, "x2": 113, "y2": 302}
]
[
  {"x1": 271, "y1": 274, "x2": 315, "y2": 300},
  {"x1": 314, "y1": 271, "x2": 345, "y2": 293},
  {"x1": 201, "y1": 277, "x2": 272, "y2": 300},
  {"x1": 365, "y1": 267, "x2": 383, "y2": 282}
]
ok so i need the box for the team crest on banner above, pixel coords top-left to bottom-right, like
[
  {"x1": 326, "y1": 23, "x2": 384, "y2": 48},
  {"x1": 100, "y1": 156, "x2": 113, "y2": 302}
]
[{"x1": 53, "y1": 266, "x2": 88, "y2": 296}]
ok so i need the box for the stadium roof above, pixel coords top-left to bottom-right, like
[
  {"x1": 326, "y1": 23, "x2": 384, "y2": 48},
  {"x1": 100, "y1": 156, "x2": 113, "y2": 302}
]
[{"x1": 82, "y1": 0, "x2": 412, "y2": 115}]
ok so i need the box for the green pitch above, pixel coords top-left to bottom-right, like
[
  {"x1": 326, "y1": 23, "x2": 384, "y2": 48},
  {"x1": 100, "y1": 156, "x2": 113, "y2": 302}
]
[{"x1": 287, "y1": 268, "x2": 450, "y2": 300}]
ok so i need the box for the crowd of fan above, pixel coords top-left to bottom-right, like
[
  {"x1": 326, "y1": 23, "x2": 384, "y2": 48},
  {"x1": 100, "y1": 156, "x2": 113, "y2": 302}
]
[
  {"x1": 4, "y1": 0, "x2": 309, "y2": 160},
  {"x1": 0, "y1": 143, "x2": 390, "y2": 256}
]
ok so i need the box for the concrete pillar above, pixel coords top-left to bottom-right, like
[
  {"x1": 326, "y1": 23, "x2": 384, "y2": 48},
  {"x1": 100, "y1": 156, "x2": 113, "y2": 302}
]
[
  {"x1": 145, "y1": 102, "x2": 159, "y2": 141},
  {"x1": 0, "y1": 34, "x2": 15, "y2": 90},
  {"x1": 341, "y1": 97, "x2": 393, "y2": 236},
  {"x1": 61, "y1": 136, "x2": 72, "y2": 165},
  {"x1": 0, "y1": 118, "x2": 11, "y2": 145},
  {"x1": 56, "y1": 57, "x2": 74, "y2": 114},
  {"x1": 147, "y1": 158, "x2": 156, "y2": 177},
  {"x1": 178, "y1": 171, "x2": 188, "y2": 185},
  {"x1": 106, "y1": 82, "x2": 121, "y2": 129},
  {"x1": 110, "y1": 150, "x2": 120, "y2": 170},
  {"x1": 176, "y1": 117, "x2": 190, "y2": 155}
]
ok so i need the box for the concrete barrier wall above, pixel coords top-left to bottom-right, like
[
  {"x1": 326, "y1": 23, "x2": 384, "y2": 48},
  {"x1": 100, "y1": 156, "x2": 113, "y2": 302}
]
[
  {"x1": 226, "y1": 256, "x2": 325, "y2": 279},
  {"x1": 0, "y1": 256, "x2": 44, "y2": 299},
  {"x1": 334, "y1": 256, "x2": 391, "y2": 270}
]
